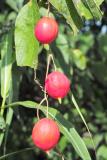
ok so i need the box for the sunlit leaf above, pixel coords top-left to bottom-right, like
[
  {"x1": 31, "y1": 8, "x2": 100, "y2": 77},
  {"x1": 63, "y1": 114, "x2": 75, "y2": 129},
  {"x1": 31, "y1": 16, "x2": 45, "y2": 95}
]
[
  {"x1": 81, "y1": 0, "x2": 103, "y2": 19},
  {"x1": 6, "y1": 0, "x2": 24, "y2": 11},
  {"x1": 97, "y1": 145, "x2": 107, "y2": 160},
  {"x1": 72, "y1": 49, "x2": 88, "y2": 70},
  {"x1": 15, "y1": 0, "x2": 40, "y2": 68},
  {"x1": 49, "y1": 0, "x2": 79, "y2": 34},
  {"x1": 0, "y1": 30, "x2": 14, "y2": 118}
]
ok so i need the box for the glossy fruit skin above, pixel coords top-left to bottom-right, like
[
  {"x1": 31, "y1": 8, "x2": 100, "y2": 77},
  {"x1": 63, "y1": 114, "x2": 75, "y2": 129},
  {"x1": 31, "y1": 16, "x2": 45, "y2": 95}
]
[
  {"x1": 32, "y1": 118, "x2": 60, "y2": 151},
  {"x1": 45, "y1": 71, "x2": 70, "y2": 99},
  {"x1": 34, "y1": 17, "x2": 58, "y2": 44}
]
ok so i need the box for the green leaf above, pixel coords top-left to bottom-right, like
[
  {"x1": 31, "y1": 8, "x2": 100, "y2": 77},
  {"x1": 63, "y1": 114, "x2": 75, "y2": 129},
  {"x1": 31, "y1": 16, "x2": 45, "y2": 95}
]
[
  {"x1": 0, "y1": 116, "x2": 6, "y2": 131},
  {"x1": 56, "y1": 33, "x2": 70, "y2": 64},
  {"x1": 72, "y1": 49, "x2": 88, "y2": 70},
  {"x1": 0, "y1": 31, "x2": 14, "y2": 116},
  {"x1": 6, "y1": 0, "x2": 24, "y2": 12},
  {"x1": 96, "y1": 0, "x2": 104, "y2": 6},
  {"x1": 81, "y1": 0, "x2": 103, "y2": 20},
  {"x1": 3, "y1": 108, "x2": 13, "y2": 154},
  {"x1": 75, "y1": 0, "x2": 93, "y2": 19},
  {"x1": 15, "y1": 0, "x2": 40, "y2": 68},
  {"x1": 58, "y1": 136, "x2": 68, "y2": 152},
  {"x1": 98, "y1": 35, "x2": 107, "y2": 59},
  {"x1": 0, "y1": 133, "x2": 4, "y2": 147},
  {"x1": 71, "y1": 93, "x2": 96, "y2": 158},
  {"x1": 49, "y1": 0, "x2": 79, "y2": 34},
  {"x1": 65, "y1": 0, "x2": 83, "y2": 29},
  {"x1": 90, "y1": 62, "x2": 107, "y2": 85},
  {"x1": 75, "y1": 0, "x2": 103, "y2": 19},
  {"x1": 1, "y1": 33, "x2": 13, "y2": 99},
  {"x1": 0, "y1": 31, "x2": 14, "y2": 145},
  {"x1": 0, "y1": 115, "x2": 6, "y2": 147},
  {"x1": 78, "y1": 33, "x2": 94, "y2": 53},
  {"x1": 70, "y1": 128, "x2": 91, "y2": 159},
  {"x1": 6, "y1": 100, "x2": 91, "y2": 160},
  {"x1": 97, "y1": 145, "x2": 107, "y2": 160}
]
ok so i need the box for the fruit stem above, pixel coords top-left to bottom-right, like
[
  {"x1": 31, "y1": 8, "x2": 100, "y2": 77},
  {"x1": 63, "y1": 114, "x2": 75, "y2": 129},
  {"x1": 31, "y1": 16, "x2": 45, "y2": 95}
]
[
  {"x1": 58, "y1": 98, "x2": 62, "y2": 104},
  {"x1": 46, "y1": 95, "x2": 49, "y2": 118},
  {"x1": 35, "y1": 53, "x2": 57, "y2": 119},
  {"x1": 50, "y1": 54, "x2": 57, "y2": 71},
  {"x1": 46, "y1": 150, "x2": 50, "y2": 155},
  {"x1": 55, "y1": 147, "x2": 65, "y2": 160},
  {"x1": 44, "y1": 86, "x2": 49, "y2": 118},
  {"x1": 47, "y1": 0, "x2": 50, "y2": 17},
  {"x1": 44, "y1": 54, "x2": 56, "y2": 118},
  {"x1": 46, "y1": 54, "x2": 57, "y2": 76}
]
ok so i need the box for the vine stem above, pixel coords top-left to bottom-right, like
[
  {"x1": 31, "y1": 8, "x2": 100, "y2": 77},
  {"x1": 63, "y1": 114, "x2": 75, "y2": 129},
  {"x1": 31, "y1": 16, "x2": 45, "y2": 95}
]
[
  {"x1": 34, "y1": 51, "x2": 57, "y2": 119},
  {"x1": 45, "y1": 53, "x2": 57, "y2": 117},
  {"x1": 46, "y1": 54, "x2": 57, "y2": 78},
  {"x1": 36, "y1": 98, "x2": 46, "y2": 120}
]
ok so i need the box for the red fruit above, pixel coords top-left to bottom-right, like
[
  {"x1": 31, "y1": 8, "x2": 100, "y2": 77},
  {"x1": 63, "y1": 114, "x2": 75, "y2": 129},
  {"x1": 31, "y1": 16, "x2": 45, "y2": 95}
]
[
  {"x1": 32, "y1": 118, "x2": 60, "y2": 151},
  {"x1": 45, "y1": 71, "x2": 70, "y2": 99},
  {"x1": 34, "y1": 17, "x2": 58, "y2": 44}
]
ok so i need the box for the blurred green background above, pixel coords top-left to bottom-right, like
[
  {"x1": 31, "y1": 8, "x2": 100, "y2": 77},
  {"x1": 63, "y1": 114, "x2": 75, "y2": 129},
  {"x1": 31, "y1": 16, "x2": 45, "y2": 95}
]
[{"x1": 0, "y1": 0, "x2": 107, "y2": 160}]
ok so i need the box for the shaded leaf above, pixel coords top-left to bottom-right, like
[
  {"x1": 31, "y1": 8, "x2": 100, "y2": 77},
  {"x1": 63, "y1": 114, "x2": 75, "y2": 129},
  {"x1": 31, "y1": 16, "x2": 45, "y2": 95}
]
[
  {"x1": 0, "y1": 133, "x2": 4, "y2": 147},
  {"x1": 90, "y1": 62, "x2": 107, "y2": 85},
  {"x1": 0, "y1": 116, "x2": 6, "y2": 131},
  {"x1": 98, "y1": 35, "x2": 107, "y2": 59}
]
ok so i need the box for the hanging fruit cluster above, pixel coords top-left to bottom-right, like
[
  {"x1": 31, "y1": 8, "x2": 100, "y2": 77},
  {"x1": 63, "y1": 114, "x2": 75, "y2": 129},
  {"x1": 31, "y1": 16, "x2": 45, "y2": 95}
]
[{"x1": 32, "y1": 14, "x2": 70, "y2": 153}]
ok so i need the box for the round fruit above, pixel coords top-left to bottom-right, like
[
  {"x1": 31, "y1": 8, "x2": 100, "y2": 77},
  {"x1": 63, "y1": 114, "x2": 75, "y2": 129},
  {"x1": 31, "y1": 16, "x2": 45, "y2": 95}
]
[
  {"x1": 32, "y1": 118, "x2": 60, "y2": 151},
  {"x1": 45, "y1": 71, "x2": 70, "y2": 99},
  {"x1": 34, "y1": 17, "x2": 58, "y2": 44}
]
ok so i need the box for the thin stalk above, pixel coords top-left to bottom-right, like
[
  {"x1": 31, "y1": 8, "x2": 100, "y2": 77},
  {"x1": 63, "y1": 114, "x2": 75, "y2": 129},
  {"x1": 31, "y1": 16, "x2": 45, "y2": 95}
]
[
  {"x1": 47, "y1": 0, "x2": 50, "y2": 17},
  {"x1": 0, "y1": 147, "x2": 34, "y2": 160}
]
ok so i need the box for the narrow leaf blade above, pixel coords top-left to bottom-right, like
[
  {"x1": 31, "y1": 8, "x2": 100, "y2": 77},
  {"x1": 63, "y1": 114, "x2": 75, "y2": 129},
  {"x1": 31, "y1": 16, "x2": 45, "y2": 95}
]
[
  {"x1": 6, "y1": 101, "x2": 92, "y2": 160},
  {"x1": 1, "y1": 32, "x2": 13, "y2": 99},
  {"x1": 81, "y1": 0, "x2": 103, "y2": 20},
  {"x1": 65, "y1": 0, "x2": 83, "y2": 29}
]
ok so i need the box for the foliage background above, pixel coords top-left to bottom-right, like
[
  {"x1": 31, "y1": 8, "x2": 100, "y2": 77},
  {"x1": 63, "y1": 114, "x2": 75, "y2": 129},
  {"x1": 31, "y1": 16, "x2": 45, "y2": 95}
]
[{"x1": 0, "y1": 0, "x2": 107, "y2": 160}]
